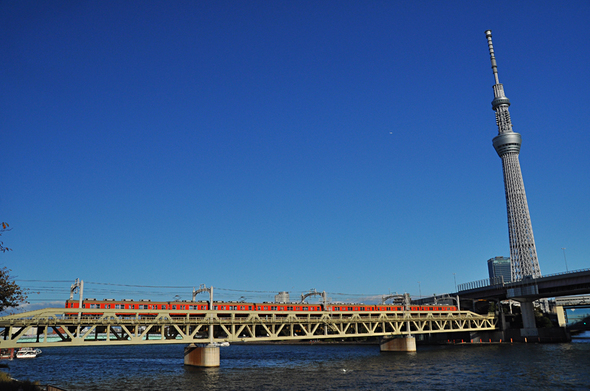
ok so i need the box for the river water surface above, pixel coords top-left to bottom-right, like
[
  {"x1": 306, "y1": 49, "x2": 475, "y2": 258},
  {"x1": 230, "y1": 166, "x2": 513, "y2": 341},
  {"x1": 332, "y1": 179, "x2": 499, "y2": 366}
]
[{"x1": 5, "y1": 337, "x2": 590, "y2": 390}]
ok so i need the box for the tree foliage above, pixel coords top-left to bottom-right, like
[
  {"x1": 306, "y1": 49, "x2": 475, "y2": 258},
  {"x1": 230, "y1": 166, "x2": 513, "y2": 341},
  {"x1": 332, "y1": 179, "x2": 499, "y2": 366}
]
[
  {"x1": 0, "y1": 267, "x2": 28, "y2": 313},
  {"x1": 0, "y1": 222, "x2": 10, "y2": 253},
  {"x1": 0, "y1": 223, "x2": 28, "y2": 312}
]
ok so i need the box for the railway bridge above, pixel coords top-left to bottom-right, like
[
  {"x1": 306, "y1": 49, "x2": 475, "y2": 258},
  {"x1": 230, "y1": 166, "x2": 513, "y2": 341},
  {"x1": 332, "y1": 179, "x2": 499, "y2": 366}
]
[{"x1": 0, "y1": 306, "x2": 496, "y2": 366}]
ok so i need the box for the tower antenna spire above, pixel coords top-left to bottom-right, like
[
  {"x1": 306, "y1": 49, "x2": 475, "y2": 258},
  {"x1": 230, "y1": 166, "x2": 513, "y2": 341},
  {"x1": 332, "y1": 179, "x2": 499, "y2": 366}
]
[{"x1": 485, "y1": 30, "x2": 500, "y2": 85}]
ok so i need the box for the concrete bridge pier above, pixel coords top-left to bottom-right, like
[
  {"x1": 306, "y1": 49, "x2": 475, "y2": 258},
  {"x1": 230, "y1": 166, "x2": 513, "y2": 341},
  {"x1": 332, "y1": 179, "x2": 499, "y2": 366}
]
[
  {"x1": 519, "y1": 299, "x2": 539, "y2": 337},
  {"x1": 380, "y1": 336, "x2": 416, "y2": 352},
  {"x1": 184, "y1": 344, "x2": 220, "y2": 367},
  {"x1": 556, "y1": 305, "x2": 567, "y2": 327}
]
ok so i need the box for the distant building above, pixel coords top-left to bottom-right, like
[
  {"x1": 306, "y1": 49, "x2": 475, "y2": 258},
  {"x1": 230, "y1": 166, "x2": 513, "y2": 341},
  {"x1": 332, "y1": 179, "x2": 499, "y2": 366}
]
[
  {"x1": 488, "y1": 256, "x2": 511, "y2": 283},
  {"x1": 275, "y1": 292, "x2": 290, "y2": 303}
]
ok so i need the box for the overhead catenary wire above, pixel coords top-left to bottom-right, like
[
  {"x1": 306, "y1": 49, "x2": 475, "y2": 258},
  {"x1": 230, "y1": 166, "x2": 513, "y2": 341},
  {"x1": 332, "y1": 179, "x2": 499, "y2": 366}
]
[{"x1": 16, "y1": 279, "x2": 389, "y2": 304}]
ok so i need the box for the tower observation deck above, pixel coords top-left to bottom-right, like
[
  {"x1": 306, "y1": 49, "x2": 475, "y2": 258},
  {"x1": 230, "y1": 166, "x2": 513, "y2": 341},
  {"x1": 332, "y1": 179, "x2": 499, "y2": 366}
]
[{"x1": 485, "y1": 30, "x2": 541, "y2": 281}]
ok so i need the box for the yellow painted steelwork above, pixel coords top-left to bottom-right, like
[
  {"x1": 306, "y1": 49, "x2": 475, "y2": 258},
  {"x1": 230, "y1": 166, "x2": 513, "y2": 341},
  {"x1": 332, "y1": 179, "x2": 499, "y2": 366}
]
[{"x1": 0, "y1": 308, "x2": 497, "y2": 349}]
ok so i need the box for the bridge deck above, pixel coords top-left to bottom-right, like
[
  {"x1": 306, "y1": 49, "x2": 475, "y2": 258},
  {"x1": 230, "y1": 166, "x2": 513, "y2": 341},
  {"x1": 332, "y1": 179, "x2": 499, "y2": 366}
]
[{"x1": 0, "y1": 308, "x2": 497, "y2": 349}]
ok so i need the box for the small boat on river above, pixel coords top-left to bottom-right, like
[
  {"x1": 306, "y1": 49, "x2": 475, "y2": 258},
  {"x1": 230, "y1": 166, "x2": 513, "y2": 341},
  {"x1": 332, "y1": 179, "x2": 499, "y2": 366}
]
[{"x1": 16, "y1": 347, "x2": 42, "y2": 359}]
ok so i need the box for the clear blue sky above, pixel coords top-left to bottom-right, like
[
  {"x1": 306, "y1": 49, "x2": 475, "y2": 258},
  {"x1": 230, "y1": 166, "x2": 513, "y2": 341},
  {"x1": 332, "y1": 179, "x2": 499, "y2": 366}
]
[{"x1": 2, "y1": 1, "x2": 589, "y2": 309}]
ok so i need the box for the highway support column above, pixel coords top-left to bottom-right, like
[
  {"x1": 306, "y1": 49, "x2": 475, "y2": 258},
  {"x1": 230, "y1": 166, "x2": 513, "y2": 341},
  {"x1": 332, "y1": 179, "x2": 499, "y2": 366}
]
[
  {"x1": 519, "y1": 299, "x2": 538, "y2": 337},
  {"x1": 556, "y1": 305, "x2": 567, "y2": 327},
  {"x1": 380, "y1": 336, "x2": 416, "y2": 352},
  {"x1": 184, "y1": 344, "x2": 220, "y2": 367}
]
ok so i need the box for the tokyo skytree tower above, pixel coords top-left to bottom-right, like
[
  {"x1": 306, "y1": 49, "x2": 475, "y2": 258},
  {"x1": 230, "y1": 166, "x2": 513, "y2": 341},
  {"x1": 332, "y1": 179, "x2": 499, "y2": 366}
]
[{"x1": 485, "y1": 30, "x2": 541, "y2": 281}]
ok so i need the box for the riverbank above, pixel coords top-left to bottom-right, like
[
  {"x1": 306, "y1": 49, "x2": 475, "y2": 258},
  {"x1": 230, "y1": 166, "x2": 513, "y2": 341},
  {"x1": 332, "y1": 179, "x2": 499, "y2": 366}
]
[{"x1": 0, "y1": 370, "x2": 42, "y2": 391}]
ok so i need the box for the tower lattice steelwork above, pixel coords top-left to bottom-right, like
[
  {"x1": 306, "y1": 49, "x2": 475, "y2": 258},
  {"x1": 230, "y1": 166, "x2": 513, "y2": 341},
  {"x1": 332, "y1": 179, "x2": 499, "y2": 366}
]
[{"x1": 485, "y1": 30, "x2": 541, "y2": 281}]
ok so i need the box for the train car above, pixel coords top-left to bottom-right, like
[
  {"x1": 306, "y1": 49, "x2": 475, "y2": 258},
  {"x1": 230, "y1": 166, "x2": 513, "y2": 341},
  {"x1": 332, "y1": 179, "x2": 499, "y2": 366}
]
[{"x1": 65, "y1": 298, "x2": 457, "y2": 315}]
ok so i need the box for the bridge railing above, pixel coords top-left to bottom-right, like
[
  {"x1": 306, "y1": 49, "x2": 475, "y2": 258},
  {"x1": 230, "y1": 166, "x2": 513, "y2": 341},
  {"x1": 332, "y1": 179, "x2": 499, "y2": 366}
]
[
  {"x1": 458, "y1": 276, "x2": 505, "y2": 292},
  {"x1": 538, "y1": 268, "x2": 590, "y2": 279},
  {"x1": 458, "y1": 268, "x2": 590, "y2": 293}
]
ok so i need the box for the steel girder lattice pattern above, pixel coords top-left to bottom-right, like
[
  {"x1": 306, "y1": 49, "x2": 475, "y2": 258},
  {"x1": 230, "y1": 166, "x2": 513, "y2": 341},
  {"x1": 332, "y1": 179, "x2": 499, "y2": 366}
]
[
  {"x1": 501, "y1": 153, "x2": 541, "y2": 281},
  {"x1": 0, "y1": 308, "x2": 497, "y2": 349}
]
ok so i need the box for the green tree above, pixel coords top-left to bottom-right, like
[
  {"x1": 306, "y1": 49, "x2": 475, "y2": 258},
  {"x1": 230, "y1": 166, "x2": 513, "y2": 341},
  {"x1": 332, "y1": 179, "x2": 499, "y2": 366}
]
[
  {"x1": 0, "y1": 267, "x2": 28, "y2": 313},
  {"x1": 0, "y1": 223, "x2": 28, "y2": 312}
]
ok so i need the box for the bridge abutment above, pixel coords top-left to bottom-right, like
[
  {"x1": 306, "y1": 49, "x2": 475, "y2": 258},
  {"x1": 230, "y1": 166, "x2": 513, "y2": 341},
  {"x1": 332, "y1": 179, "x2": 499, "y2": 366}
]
[
  {"x1": 184, "y1": 344, "x2": 220, "y2": 367},
  {"x1": 380, "y1": 336, "x2": 416, "y2": 352}
]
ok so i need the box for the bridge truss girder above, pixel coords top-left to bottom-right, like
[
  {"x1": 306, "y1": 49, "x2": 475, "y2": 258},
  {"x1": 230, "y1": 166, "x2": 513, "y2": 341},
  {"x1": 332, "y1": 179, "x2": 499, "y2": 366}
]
[{"x1": 0, "y1": 308, "x2": 496, "y2": 349}]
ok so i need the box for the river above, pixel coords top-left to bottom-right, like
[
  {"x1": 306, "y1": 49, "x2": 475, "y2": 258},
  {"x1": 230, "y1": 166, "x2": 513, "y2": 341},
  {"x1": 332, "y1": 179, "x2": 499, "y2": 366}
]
[{"x1": 5, "y1": 335, "x2": 590, "y2": 390}]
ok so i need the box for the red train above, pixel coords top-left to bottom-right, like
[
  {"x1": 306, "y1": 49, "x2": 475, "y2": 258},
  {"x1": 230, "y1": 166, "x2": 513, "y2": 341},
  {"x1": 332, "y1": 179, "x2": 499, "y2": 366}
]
[{"x1": 65, "y1": 298, "x2": 457, "y2": 313}]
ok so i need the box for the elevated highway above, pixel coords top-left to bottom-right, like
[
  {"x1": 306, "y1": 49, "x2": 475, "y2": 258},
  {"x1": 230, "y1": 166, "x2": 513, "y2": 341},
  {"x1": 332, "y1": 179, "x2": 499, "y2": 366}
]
[{"x1": 457, "y1": 269, "x2": 590, "y2": 301}]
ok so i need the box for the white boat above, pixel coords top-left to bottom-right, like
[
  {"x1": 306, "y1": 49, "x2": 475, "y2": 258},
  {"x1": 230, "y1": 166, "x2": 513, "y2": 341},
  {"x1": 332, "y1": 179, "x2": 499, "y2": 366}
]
[{"x1": 16, "y1": 347, "x2": 42, "y2": 359}]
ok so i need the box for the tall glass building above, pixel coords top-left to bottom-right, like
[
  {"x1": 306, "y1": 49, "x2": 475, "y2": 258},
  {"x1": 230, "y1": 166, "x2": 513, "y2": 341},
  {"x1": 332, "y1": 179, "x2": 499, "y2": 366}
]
[{"x1": 488, "y1": 256, "x2": 511, "y2": 283}]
